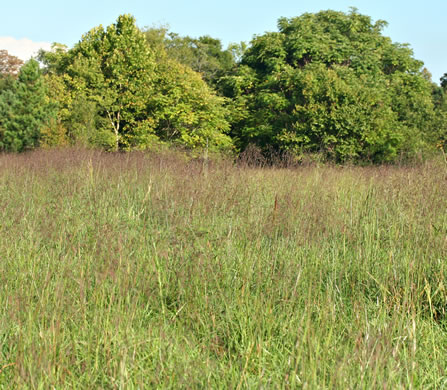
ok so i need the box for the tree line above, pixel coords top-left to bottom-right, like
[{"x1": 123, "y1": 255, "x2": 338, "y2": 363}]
[{"x1": 0, "y1": 10, "x2": 446, "y2": 162}]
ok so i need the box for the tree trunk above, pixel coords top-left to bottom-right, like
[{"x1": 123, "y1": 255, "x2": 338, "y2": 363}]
[{"x1": 106, "y1": 110, "x2": 120, "y2": 151}]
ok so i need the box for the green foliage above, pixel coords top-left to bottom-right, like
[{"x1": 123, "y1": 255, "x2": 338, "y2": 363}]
[
  {"x1": 144, "y1": 28, "x2": 237, "y2": 90},
  {"x1": 8, "y1": 11, "x2": 444, "y2": 161},
  {"x1": 0, "y1": 74, "x2": 15, "y2": 93},
  {"x1": 146, "y1": 56, "x2": 232, "y2": 151},
  {"x1": 37, "y1": 55, "x2": 112, "y2": 149},
  {"x1": 433, "y1": 74, "x2": 447, "y2": 150},
  {"x1": 61, "y1": 15, "x2": 158, "y2": 150},
  {"x1": 40, "y1": 15, "x2": 233, "y2": 152},
  {"x1": 0, "y1": 59, "x2": 55, "y2": 152},
  {"x1": 223, "y1": 9, "x2": 440, "y2": 162}
]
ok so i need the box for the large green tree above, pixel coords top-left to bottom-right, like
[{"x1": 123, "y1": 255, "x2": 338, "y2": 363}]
[
  {"x1": 223, "y1": 9, "x2": 441, "y2": 162},
  {"x1": 40, "y1": 15, "x2": 233, "y2": 152},
  {"x1": 47, "y1": 15, "x2": 159, "y2": 150},
  {"x1": 0, "y1": 59, "x2": 55, "y2": 152}
]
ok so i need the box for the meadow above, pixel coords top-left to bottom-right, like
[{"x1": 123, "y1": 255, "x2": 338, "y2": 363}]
[{"x1": 0, "y1": 148, "x2": 446, "y2": 388}]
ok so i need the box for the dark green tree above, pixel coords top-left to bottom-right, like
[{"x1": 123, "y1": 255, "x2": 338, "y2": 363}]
[
  {"x1": 0, "y1": 59, "x2": 55, "y2": 152},
  {"x1": 223, "y1": 9, "x2": 440, "y2": 162},
  {"x1": 433, "y1": 74, "x2": 447, "y2": 150},
  {"x1": 440, "y1": 74, "x2": 447, "y2": 90}
]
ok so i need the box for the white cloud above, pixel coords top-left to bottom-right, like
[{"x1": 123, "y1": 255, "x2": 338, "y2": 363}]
[{"x1": 0, "y1": 37, "x2": 52, "y2": 61}]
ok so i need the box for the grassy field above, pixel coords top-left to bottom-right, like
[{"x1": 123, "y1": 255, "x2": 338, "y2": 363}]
[{"x1": 0, "y1": 148, "x2": 446, "y2": 388}]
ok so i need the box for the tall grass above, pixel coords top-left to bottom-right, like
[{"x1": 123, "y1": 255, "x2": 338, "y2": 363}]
[{"x1": 0, "y1": 148, "x2": 446, "y2": 388}]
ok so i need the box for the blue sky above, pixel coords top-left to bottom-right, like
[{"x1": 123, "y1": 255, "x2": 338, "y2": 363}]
[{"x1": 1, "y1": 0, "x2": 445, "y2": 83}]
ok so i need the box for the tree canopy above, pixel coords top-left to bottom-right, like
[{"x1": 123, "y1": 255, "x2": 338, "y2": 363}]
[
  {"x1": 222, "y1": 9, "x2": 443, "y2": 162},
  {"x1": 2, "y1": 10, "x2": 445, "y2": 161},
  {"x1": 144, "y1": 27, "x2": 239, "y2": 91},
  {"x1": 39, "y1": 15, "x2": 233, "y2": 152}
]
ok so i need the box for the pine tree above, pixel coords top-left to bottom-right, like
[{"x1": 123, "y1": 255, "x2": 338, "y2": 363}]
[{"x1": 0, "y1": 59, "x2": 55, "y2": 152}]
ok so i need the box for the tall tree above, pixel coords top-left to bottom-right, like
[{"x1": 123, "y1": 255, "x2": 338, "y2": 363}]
[
  {"x1": 62, "y1": 15, "x2": 157, "y2": 150},
  {"x1": 40, "y1": 15, "x2": 233, "y2": 152},
  {"x1": 223, "y1": 9, "x2": 440, "y2": 162},
  {"x1": 0, "y1": 59, "x2": 55, "y2": 152}
]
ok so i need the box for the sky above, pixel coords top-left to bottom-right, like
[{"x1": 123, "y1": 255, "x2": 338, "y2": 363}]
[{"x1": 1, "y1": 0, "x2": 445, "y2": 83}]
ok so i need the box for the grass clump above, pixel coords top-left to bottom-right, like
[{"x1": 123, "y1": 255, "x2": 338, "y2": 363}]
[{"x1": 0, "y1": 148, "x2": 446, "y2": 388}]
